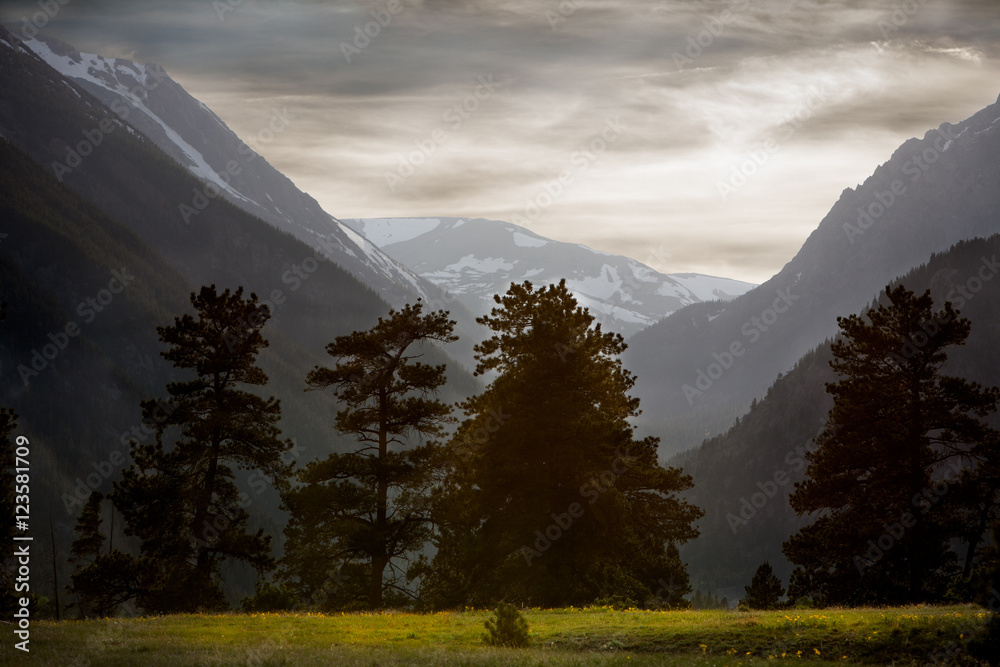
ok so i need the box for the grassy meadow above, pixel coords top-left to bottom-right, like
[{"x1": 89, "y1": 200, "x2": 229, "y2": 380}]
[{"x1": 1, "y1": 604, "x2": 992, "y2": 666}]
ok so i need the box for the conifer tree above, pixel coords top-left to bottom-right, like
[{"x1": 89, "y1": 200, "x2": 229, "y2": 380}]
[
  {"x1": 67, "y1": 492, "x2": 105, "y2": 617},
  {"x1": 281, "y1": 302, "x2": 456, "y2": 609},
  {"x1": 743, "y1": 562, "x2": 785, "y2": 610},
  {"x1": 114, "y1": 285, "x2": 293, "y2": 613},
  {"x1": 421, "y1": 280, "x2": 702, "y2": 608},
  {"x1": 784, "y1": 285, "x2": 1000, "y2": 605}
]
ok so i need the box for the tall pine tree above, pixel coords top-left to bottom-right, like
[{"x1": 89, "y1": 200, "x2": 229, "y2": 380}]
[
  {"x1": 281, "y1": 302, "x2": 456, "y2": 609},
  {"x1": 784, "y1": 285, "x2": 1000, "y2": 605},
  {"x1": 421, "y1": 280, "x2": 702, "y2": 608},
  {"x1": 114, "y1": 286, "x2": 293, "y2": 612},
  {"x1": 67, "y1": 492, "x2": 105, "y2": 617}
]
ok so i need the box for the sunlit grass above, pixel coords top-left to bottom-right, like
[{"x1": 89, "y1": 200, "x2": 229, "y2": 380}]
[{"x1": 6, "y1": 604, "x2": 988, "y2": 666}]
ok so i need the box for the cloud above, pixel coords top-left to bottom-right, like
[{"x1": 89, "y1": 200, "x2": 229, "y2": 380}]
[{"x1": 3, "y1": 0, "x2": 999, "y2": 283}]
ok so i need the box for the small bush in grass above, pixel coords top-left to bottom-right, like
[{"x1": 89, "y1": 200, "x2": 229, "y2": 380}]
[{"x1": 483, "y1": 602, "x2": 530, "y2": 648}]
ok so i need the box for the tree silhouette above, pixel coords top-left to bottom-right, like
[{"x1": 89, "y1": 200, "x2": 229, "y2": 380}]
[
  {"x1": 67, "y1": 492, "x2": 105, "y2": 617},
  {"x1": 784, "y1": 284, "x2": 1000, "y2": 605},
  {"x1": 743, "y1": 562, "x2": 785, "y2": 610},
  {"x1": 282, "y1": 302, "x2": 456, "y2": 609},
  {"x1": 421, "y1": 280, "x2": 702, "y2": 608},
  {"x1": 114, "y1": 285, "x2": 293, "y2": 613}
]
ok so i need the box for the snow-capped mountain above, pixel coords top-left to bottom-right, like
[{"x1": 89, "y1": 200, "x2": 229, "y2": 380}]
[
  {"x1": 15, "y1": 32, "x2": 428, "y2": 305},
  {"x1": 343, "y1": 217, "x2": 757, "y2": 338}
]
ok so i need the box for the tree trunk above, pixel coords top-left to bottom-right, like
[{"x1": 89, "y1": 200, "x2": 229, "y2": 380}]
[
  {"x1": 194, "y1": 431, "x2": 221, "y2": 578},
  {"x1": 906, "y1": 371, "x2": 924, "y2": 602},
  {"x1": 370, "y1": 388, "x2": 389, "y2": 608},
  {"x1": 962, "y1": 483, "x2": 999, "y2": 579},
  {"x1": 191, "y1": 373, "x2": 225, "y2": 583},
  {"x1": 49, "y1": 514, "x2": 60, "y2": 620}
]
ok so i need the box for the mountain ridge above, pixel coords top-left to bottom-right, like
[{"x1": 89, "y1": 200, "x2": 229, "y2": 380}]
[
  {"x1": 625, "y1": 91, "x2": 1000, "y2": 456},
  {"x1": 12, "y1": 30, "x2": 446, "y2": 310},
  {"x1": 344, "y1": 216, "x2": 757, "y2": 339},
  {"x1": 673, "y1": 233, "x2": 1000, "y2": 602}
]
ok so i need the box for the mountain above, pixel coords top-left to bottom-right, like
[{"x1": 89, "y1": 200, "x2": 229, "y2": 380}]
[
  {"x1": 343, "y1": 217, "x2": 757, "y2": 338},
  {"x1": 675, "y1": 234, "x2": 1000, "y2": 602},
  {"x1": 11, "y1": 31, "x2": 457, "y2": 311},
  {"x1": 625, "y1": 93, "x2": 1000, "y2": 456},
  {"x1": 0, "y1": 27, "x2": 479, "y2": 603}
]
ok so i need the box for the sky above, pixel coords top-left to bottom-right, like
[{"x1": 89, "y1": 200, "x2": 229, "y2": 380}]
[{"x1": 3, "y1": 0, "x2": 999, "y2": 284}]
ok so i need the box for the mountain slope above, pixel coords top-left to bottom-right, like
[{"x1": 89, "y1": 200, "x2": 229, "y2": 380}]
[
  {"x1": 674, "y1": 235, "x2": 1000, "y2": 601},
  {"x1": 0, "y1": 136, "x2": 347, "y2": 601},
  {"x1": 625, "y1": 93, "x2": 1000, "y2": 455},
  {"x1": 345, "y1": 217, "x2": 756, "y2": 338},
  {"x1": 12, "y1": 31, "x2": 441, "y2": 308},
  {"x1": 0, "y1": 29, "x2": 481, "y2": 602}
]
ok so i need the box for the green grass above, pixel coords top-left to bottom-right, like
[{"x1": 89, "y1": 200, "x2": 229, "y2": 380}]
[{"x1": 1, "y1": 605, "x2": 990, "y2": 666}]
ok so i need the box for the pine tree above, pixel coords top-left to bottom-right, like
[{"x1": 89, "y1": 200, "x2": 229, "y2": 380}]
[
  {"x1": 67, "y1": 492, "x2": 105, "y2": 617},
  {"x1": 421, "y1": 280, "x2": 702, "y2": 608},
  {"x1": 70, "y1": 492, "x2": 104, "y2": 564},
  {"x1": 113, "y1": 285, "x2": 293, "y2": 613},
  {"x1": 281, "y1": 302, "x2": 456, "y2": 609},
  {"x1": 784, "y1": 285, "x2": 1000, "y2": 605},
  {"x1": 951, "y1": 432, "x2": 1000, "y2": 589},
  {"x1": 743, "y1": 562, "x2": 785, "y2": 610}
]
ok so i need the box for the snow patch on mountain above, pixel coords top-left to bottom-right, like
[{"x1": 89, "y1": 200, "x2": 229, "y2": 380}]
[
  {"x1": 437, "y1": 255, "x2": 516, "y2": 275},
  {"x1": 16, "y1": 32, "x2": 435, "y2": 307},
  {"x1": 352, "y1": 218, "x2": 443, "y2": 247},
  {"x1": 20, "y1": 36, "x2": 254, "y2": 206},
  {"x1": 513, "y1": 232, "x2": 548, "y2": 248},
  {"x1": 343, "y1": 217, "x2": 757, "y2": 338}
]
